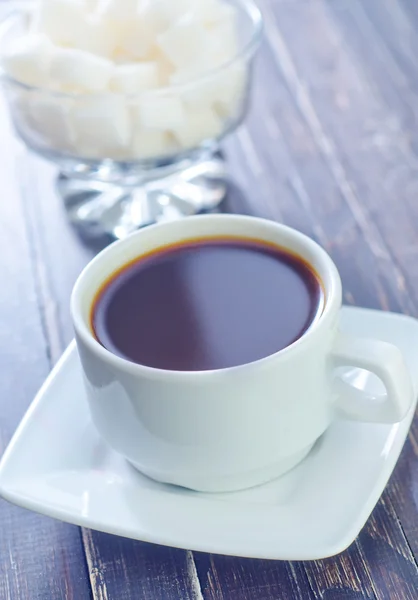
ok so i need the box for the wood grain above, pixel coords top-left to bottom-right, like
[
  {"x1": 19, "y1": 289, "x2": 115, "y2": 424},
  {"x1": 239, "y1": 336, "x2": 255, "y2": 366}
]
[
  {"x1": 325, "y1": 0, "x2": 418, "y2": 567},
  {"x1": 194, "y1": 554, "x2": 313, "y2": 600},
  {"x1": 82, "y1": 531, "x2": 203, "y2": 600}
]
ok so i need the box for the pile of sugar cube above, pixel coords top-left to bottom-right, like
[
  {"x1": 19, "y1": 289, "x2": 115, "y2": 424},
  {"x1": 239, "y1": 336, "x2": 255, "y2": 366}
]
[{"x1": 1, "y1": 0, "x2": 246, "y2": 160}]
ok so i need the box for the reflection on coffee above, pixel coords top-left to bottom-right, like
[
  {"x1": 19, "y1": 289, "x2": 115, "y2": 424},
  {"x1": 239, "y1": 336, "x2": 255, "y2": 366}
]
[{"x1": 91, "y1": 237, "x2": 324, "y2": 371}]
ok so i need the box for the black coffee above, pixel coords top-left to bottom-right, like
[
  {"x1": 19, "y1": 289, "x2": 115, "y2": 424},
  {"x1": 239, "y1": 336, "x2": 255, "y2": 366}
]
[{"x1": 91, "y1": 237, "x2": 323, "y2": 371}]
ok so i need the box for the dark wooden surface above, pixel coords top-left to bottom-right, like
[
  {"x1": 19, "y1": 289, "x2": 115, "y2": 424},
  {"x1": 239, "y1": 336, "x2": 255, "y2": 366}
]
[{"x1": 2, "y1": 0, "x2": 418, "y2": 598}]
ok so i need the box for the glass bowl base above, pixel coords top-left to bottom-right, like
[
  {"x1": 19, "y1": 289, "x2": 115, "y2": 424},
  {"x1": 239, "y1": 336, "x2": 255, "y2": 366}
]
[{"x1": 57, "y1": 154, "x2": 228, "y2": 240}]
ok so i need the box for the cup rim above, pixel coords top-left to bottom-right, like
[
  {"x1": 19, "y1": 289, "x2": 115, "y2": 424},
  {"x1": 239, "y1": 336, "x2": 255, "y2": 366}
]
[
  {"x1": 71, "y1": 214, "x2": 342, "y2": 380},
  {"x1": 0, "y1": 0, "x2": 264, "y2": 99}
]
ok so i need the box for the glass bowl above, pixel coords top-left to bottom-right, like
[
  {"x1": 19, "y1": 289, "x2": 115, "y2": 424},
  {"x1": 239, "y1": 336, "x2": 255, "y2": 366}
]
[{"x1": 0, "y1": 0, "x2": 263, "y2": 238}]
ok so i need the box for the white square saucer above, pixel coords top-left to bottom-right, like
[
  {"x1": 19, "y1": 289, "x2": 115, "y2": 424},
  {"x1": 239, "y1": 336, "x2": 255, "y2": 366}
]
[{"x1": 0, "y1": 307, "x2": 417, "y2": 561}]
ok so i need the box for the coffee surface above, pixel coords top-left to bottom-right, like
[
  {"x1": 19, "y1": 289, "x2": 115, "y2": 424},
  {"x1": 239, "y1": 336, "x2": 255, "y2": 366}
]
[{"x1": 92, "y1": 238, "x2": 323, "y2": 371}]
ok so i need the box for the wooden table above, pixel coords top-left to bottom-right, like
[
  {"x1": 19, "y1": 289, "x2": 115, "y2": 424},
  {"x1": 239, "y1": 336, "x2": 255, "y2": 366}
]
[{"x1": 2, "y1": 0, "x2": 418, "y2": 598}]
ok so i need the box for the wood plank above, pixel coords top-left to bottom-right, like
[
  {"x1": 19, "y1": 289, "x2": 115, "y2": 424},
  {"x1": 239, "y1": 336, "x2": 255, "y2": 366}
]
[
  {"x1": 321, "y1": 0, "x2": 418, "y2": 567},
  {"x1": 82, "y1": 531, "x2": 203, "y2": 600},
  {"x1": 233, "y1": 24, "x2": 415, "y2": 313},
  {"x1": 396, "y1": 0, "x2": 418, "y2": 48},
  {"x1": 356, "y1": 498, "x2": 418, "y2": 600},
  {"x1": 16, "y1": 155, "x2": 96, "y2": 348},
  {"x1": 0, "y1": 103, "x2": 92, "y2": 598},
  {"x1": 323, "y1": 0, "x2": 418, "y2": 287},
  {"x1": 261, "y1": 0, "x2": 418, "y2": 593},
  {"x1": 194, "y1": 554, "x2": 313, "y2": 600}
]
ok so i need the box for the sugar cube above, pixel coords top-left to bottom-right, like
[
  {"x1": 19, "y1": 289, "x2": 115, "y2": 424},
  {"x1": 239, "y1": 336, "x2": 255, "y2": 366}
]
[
  {"x1": 84, "y1": 0, "x2": 99, "y2": 8},
  {"x1": 118, "y1": 18, "x2": 154, "y2": 60},
  {"x1": 156, "y1": 55, "x2": 175, "y2": 86},
  {"x1": 169, "y1": 65, "x2": 215, "y2": 110},
  {"x1": 1, "y1": 35, "x2": 53, "y2": 87},
  {"x1": 172, "y1": 59, "x2": 247, "y2": 120},
  {"x1": 205, "y1": 13, "x2": 239, "y2": 67},
  {"x1": 169, "y1": 58, "x2": 213, "y2": 86},
  {"x1": 152, "y1": 0, "x2": 195, "y2": 22},
  {"x1": 49, "y1": 47, "x2": 113, "y2": 92},
  {"x1": 136, "y1": 94, "x2": 185, "y2": 129},
  {"x1": 172, "y1": 105, "x2": 222, "y2": 149},
  {"x1": 33, "y1": 0, "x2": 87, "y2": 47},
  {"x1": 98, "y1": 0, "x2": 140, "y2": 20},
  {"x1": 157, "y1": 15, "x2": 208, "y2": 68},
  {"x1": 136, "y1": 3, "x2": 166, "y2": 38},
  {"x1": 77, "y1": 14, "x2": 122, "y2": 58},
  {"x1": 131, "y1": 128, "x2": 174, "y2": 159},
  {"x1": 206, "y1": 2, "x2": 238, "y2": 24},
  {"x1": 111, "y1": 62, "x2": 159, "y2": 93},
  {"x1": 191, "y1": 0, "x2": 229, "y2": 24},
  {"x1": 139, "y1": 0, "x2": 193, "y2": 34},
  {"x1": 71, "y1": 94, "x2": 130, "y2": 157},
  {"x1": 8, "y1": 88, "x2": 35, "y2": 138},
  {"x1": 29, "y1": 93, "x2": 75, "y2": 152},
  {"x1": 213, "y1": 63, "x2": 247, "y2": 118}
]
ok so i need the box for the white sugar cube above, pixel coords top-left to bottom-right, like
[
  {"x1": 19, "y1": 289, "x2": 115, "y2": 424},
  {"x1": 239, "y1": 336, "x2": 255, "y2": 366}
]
[
  {"x1": 208, "y1": 2, "x2": 238, "y2": 23},
  {"x1": 50, "y1": 48, "x2": 113, "y2": 92},
  {"x1": 118, "y1": 18, "x2": 154, "y2": 60},
  {"x1": 33, "y1": 0, "x2": 87, "y2": 47},
  {"x1": 136, "y1": 94, "x2": 185, "y2": 129},
  {"x1": 77, "y1": 14, "x2": 121, "y2": 58},
  {"x1": 206, "y1": 14, "x2": 239, "y2": 66},
  {"x1": 213, "y1": 63, "x2": 246, "y2": 118},
  {"x1": 169, "y1": 64, "x2": 204, "y2": 86},
  {"x1": 9, "y1": 89, "x2": 35, "y2": 137},
  {"x1": 81, "y1": 9, "x2": 154, "y2": 61},
  {"x1": 172, "y1": 106, "x2": 222, "y2": 149},
  {"x1": 71, "y1": 95, "x2": 130, "y2": 157},
  {"x1": 170, "y1": 65, "x2": 216, "y2": 109},
  {"x1": 140, "y1": 0, "x2": 193, "y2": 34},
  {"x1": 98, "y1": 0, "x2": 140, "y2": 20},
  {"x1": 1, "y1": 35, "x2": 53, "y2": 87},
  {"x1": 131, "y1": 128, "x2": 174, "y2": 159},
  {"x1": 157, "y1": 15, "x2": 208, "y2": 68},
  {"x1": 171, "y1": 60, "x2": 247, "y2": 120},
  {"x1": 136, "y1": 4, "x2": 166, "y2": 37},
  {"x1": 152, "y1": 0, "x2": 194, "y2": 22},
  {"x1": 111, "y1": 62, "x2": 159, "y2": 93},
  {"x1": 191, "y1": 0, "x2": 230, "y2": 24},
  {"x1": 29, "y1": 94, "x2": 75, "y2": 152},
  {"x1": 156, "y1": 55, "x2": 175, "y2": 86}
]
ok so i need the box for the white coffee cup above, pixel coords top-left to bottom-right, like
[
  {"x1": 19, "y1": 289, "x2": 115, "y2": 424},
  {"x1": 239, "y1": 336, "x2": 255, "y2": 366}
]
[{"x1": 71, "y1": 215, "x2": 414, "y2": 492}]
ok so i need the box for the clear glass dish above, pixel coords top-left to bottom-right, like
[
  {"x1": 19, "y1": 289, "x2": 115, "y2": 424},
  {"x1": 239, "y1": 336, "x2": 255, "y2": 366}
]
[{"x1": 0, "y1": 0, "x2": 263, "y2": 238}]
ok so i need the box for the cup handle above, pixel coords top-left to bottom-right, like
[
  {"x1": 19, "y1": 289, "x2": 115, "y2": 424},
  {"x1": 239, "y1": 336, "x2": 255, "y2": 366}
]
[{"x1": 331, "y1": 332, "x2": 414, "y2": 423}]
